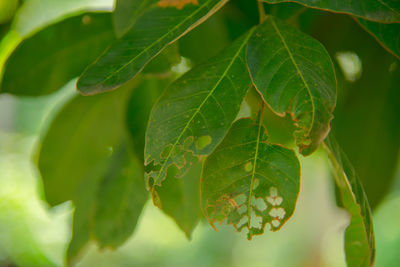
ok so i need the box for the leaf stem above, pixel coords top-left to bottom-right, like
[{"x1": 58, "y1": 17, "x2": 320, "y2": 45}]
[{"x1": 257, "y1": 0, "x2": 267, "y2": 24}]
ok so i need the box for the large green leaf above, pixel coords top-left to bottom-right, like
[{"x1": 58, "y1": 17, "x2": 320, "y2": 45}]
[
  {"x1": 37, "y1": 81, "x2": 146, "y2": 261},
  {"x1": 155, "y1": 161, "x2": 202, "y2": 238},
  {"x1": 247, "y1": 16, "x2": 336, "y2": 155},
  {"x1": 12, "y1": 0, "x2": 114, "y2": 36},
  {"x1": 113, "y1": 0, "x2": 152, "y2": 37},
  {"x1": 311, "y1": 14, "x2": 400, "y2": 207},
  {"x1": 1, "y1": 13, "x2": 115, "y2": 96},
  {"x1": 201, "y1": 115, "x2": 300, "y2": 240},
  {"x1": 93, "y1": 144, "x2": 147, "y2": 249},
  {"x1": 263, "y1": 0, "x2": 400, "y2": 23},
  {"x1": 77, "y1": 0, "x2": 228, "y2": 95},
  {"x1": 357, "y1": 19, "x2": 400, "y2": 60},
  {"x1": 144, "y1": 29, "x2": 255, "y2": 197},
  {"x1": 324, "y1": 135, "x2": 375, "y2": 267},
  {"x1": 126, "y1": 77, "x2": 202, "y2": 237}
]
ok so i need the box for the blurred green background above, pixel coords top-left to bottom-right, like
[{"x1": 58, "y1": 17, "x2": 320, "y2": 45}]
[
  {"x1": 0, "y1": 82, "x2": 399, "y2": 266},
  {"x1": 1, "y1": 0, "x2": 400, "y2": 266}
]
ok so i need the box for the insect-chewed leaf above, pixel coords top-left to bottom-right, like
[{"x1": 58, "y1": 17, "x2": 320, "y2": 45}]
[
  {"x1": 247, "y1": 16, "x2": 336, "y2": 156},
  {"x1": 144, "y1": 28, "x2": 256, "y2": 195},
  {"x1": 324, "y1": 134, "x2": 375, "y2": 267},
  {"x1": 77, "y1": 0, "x2": 228, "y2": 95},
  {"x1": 263, "y1": 0, "x2": 400, "y2": 23},
  {"x1": 201, "y1": 117, "x2": 300, "y2": 240},
  {"x1": 357, "y1": 19, "x2": 400, "y2": 60}
]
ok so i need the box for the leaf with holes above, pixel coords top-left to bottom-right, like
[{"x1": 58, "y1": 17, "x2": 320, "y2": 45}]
[
  {"x1": 201, "y1": 116, "x2": 300, "y2": 240},
  {"x1": 77, "y1": 0, "x2": 228, "y2": 95},
  {"x1": 357, "y1": 19, "x2": 400, "y2": 60},
  {"x1": 144, "y1": 28, "x2": 255, "y2": 198},
  {"x1": 324, "y1": 134, "x2": 375, "y2": 267},
  {"x1": 1, "y1": 13, "x2": 115, "y2": 96},
  {"x1": 247, "y1": 16, "x2": 336, "y2": 155},
  {"x1": 155, "y1": 161, "x2": 203, "y2": 238},
  {"x1": 263, "y1": 0, "x2": 400, "y2": 23}
]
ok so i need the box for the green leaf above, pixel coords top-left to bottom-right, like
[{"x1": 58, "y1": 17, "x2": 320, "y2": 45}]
[
  {"x1": 126, "y1": 78, "x2": 168, "y2": 160},
  {"x1": 324, "y1": 134, "x2": 375, "y2": 267},
  {"x1": 1, "y1": 13, "x2": 115, "y2": 96},
  {"x1": 263, "y1": 0, "x2": 400, "y2": 23},
  {"x1": 357, "y1": 19, "x2": 400, "y2": 60},
  {"x1": 144, "y1": 28, "x2": 255, "y2": 196},
  {"x1": 113, "y1": 0, "x2": 152, "y2": 37},
  {"x1": 77, "y1": 0, "x2": 228, "y2": 95},
  {"x1": 126, "y1": 77, "x2": 201, "y2": 237},
  {"x1": 37, "y1": 81, "x2": 146, "y2": 261},
  {"x1": 93, "y1": 144, "x2": 147, "y2": 249},
  {"x1": 12, "y1": 0, "x2": 114, "y2": 37},
  {"x1": 247, "y1": 16, "x2": 336, "y2": 155},
  {"x1": 201, "y1": 115, "x2": 300, "y2": 240},
  {"x1": 154, "y1": 161, "x2": 202, "y2": 238}
]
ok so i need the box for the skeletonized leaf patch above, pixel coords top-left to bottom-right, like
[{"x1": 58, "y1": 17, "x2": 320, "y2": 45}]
[{"x1": 201, "y1": 116, "x2": 300, "y2": 239}]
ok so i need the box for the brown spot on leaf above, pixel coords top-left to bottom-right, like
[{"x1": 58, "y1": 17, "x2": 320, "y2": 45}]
[{"x1": 157, "y1": 0, "x2": 199, "y2": 9}]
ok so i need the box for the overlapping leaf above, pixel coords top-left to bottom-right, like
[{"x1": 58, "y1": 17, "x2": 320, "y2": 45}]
[
  {"x1": 1, "y1": 13, "x2": 115, "y2": 96},
  {"x1": 144, "y1": 29, "x2": 255, "y2": 198},
  {"x1": 357, "y1": 19, "x2": 400, "y2": 60},
  {"x1": 37, "y1": 81, "x2": 146, "y2": 261},
  {"x1": 263, "y1": 0, "x2": 400, "y2": 23},
  {"x1": 247, "y1": 16, "x2": 336, "y2": 155},
  {"x1": 77, "y1": 0, "x2": 228, "y2": 95},
  {"x1": 201, "y1": 116, "x2": 300, "y2": 240},
  {"x1": 113, "y1": 0, "x2": 152, "y2": 37},
  {"x1": 126, "y1": 77, "x2": 202, "y2": 237},
  {"x1": 324, "y1": 135, "x2": 375, "y2": 267}
]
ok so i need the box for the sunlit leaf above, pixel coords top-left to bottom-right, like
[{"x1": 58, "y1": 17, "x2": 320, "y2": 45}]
[
  {"x1": 77, "y1": 0, "x2": 228, "y2": 95},
  {"x1": 12, "y1": 0, "x2": 114, "y2": 37},
  {"x1": 201, "y1": 115, "x2": 300, "y2": 240},
  {"x1": 144, "y1": 28, "x2": 255, "y2": 198},
  {"x1": 247, "y1": 16, "x2": 336, "y2": 155},
  {"x1": 263, "y1": 0, "x2": 400, "y2": 23},
  {"x1": 1, "y1": 13, "x2": 115, "y2": 96},
  {"x1": 324, "y1": 134, "x2": 375, "y2": 267},
  {"x1": 357, "y1": 19, "x2": 400, "y2": 60},
  {"x1": 37, "y1": 81, "x2": 146, "y2": 261}
]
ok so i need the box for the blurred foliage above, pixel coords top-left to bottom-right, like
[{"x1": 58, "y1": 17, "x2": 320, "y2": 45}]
[{"x1": 0, "y1": 0, "x2": 399, "y2": 266}]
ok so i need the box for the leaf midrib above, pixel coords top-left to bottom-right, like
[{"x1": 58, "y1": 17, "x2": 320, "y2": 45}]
[
  {"x1": 93, "y1": 0, "x2": 218, "y2": 87},
  {"x1": 247, "y1": 116, "x2": 263, "y2": 232},
  {"x1": 152, "y1": 28, "x2": 256, "y2": 188},
  {"x1": 270, "y1": 17, "x2": 315, "y2": 137}
]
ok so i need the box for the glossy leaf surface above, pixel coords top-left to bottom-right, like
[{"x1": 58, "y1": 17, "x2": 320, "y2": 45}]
[
  {"x1": 357, "y1": 19, "x2": 400, "y2": 60},
  {"x1": 77, "y1": 0, "x2": 228, "y2": 95},
  {"x1": 263, "y1": 0, "x2": 400, "y2": 23},
  {"x1": 144, "y1": 29, "x2": 255, "y2": 197},
  {"x1": 324, "y1": 135, "x2": 375, "y2": 267},
  {"x1": 1, "y1": 13, "x2": 115, "y2": 96},
  {"x1": 247, "y1": 16, "x2": 336, "y2": 155},
  {"x1": 201, "y1": 117, "x2": 300, "y2": 240},
  {"x1": 37, "y1": 82, "x2": 146, "y2": 261}
]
